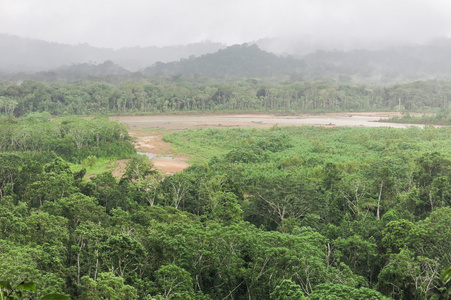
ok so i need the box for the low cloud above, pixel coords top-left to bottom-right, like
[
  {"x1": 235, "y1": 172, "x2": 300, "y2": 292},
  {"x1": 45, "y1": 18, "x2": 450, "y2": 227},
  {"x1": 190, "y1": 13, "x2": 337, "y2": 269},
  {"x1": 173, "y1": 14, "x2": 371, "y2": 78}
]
[{"x1": 1, "y1": 0, "x2": 451, "y2": 50}]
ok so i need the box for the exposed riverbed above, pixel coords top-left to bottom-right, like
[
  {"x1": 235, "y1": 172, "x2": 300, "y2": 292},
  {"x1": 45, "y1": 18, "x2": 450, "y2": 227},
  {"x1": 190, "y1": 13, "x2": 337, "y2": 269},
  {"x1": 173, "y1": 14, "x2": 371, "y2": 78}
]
[
  {"x1": 114, "y1": 112, "x2": 425, "y2": 130},
  {"x1": 114, "y1": 113, "x2": 427, "y2": 175}
]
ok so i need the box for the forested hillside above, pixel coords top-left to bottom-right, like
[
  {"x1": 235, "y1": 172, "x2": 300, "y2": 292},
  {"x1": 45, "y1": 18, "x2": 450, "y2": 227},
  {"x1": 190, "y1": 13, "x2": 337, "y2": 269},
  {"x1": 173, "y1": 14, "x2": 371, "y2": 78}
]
[
  {"x1": 5, "y1": 35, "x2": 451, "y2": 82},
  {"x1": 143, "y1": 41, "x2": 451, "y2": 81},
  {"x1": 1, "y1": 115, "x2": 451, "y2": 299},
  {"x1": 143, "y1": 44, "x2": 305, "y2": 78},
  {"x1": 0, "y1": 34, "x2": 224, "y2": 73}
]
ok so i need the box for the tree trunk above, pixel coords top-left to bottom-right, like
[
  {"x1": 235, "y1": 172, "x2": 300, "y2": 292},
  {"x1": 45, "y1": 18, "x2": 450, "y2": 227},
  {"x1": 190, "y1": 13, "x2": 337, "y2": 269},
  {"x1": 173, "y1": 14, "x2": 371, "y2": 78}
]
[{"x1": 377, "y1": 181, "x2": 383, "y2": 220}]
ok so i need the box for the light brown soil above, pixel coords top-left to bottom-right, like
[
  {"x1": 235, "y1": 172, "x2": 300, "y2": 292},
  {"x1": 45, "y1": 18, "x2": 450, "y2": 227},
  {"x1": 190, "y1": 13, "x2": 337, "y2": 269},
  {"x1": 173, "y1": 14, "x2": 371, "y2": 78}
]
[
  {"x1": 152, "y1": 158, "x2": 191, "y2": 174},
  {"x1": 131, "y1": 132, "x2": 174, "y2": 156},
  {"x1": 125, "y1": 130, "x2": 190, "y2": 175},
  {"x1": 113, "y1": 112, "x2": 422, "y2": 130},
  {"x1": 111, "y1": 159, "x2": 129, "y2": 178}
]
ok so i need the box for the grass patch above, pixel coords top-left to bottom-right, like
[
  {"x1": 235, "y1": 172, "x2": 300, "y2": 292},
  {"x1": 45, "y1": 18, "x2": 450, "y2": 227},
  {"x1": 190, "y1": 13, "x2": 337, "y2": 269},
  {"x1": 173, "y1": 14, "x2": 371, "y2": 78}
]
[
  {"x1": 163, "y1": 125, "x2": 451, "y2": 171},
  {"x1": 69, "y1": 157, "x2": 122, "y2": 177},
  {"x1": 163, "y1": 129, "x2": 235, "y2": 162}
]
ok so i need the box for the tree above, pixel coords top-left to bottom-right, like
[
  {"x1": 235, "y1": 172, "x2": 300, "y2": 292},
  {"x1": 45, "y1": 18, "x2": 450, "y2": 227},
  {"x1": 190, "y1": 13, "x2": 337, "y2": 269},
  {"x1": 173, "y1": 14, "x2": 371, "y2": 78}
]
[
  {"x1": 382, "y1": 219, "x2": 415, "y2": 253},
  {"x1": 131, "y1": 171, "x2": 163, "y2": 207},
  {"x1": 270, "y1": 280, "x2": 306, "y2": 300},
  {"x1": 0, "y1": 154, "x2": 21, "y2": 199},
  {"x1": 333, "y1": 234, "x2": 378, "y2": 281},
  {"x1": 122, "y1": 155, "x2": 157, "y2": 182},
  {"x1": 0, "y1": 96, "x2": 18, "y2": 116},
  {"x1": 415, "y1": 152, "x2": 451, "y2": 212},
  {"x1": 309, "y1": 283, "x2": 389, "y2": 300},
  {"x1": 407, "y1": 207, "x2": 451, "y2": 269},
  {"x1": 378, "y1": 249, "x2": 439, "y2": 299},
  {"x1": 154, "y1": 264, "x2": 194, "y2": 299},
  {"x1": 80, "y1": 272, "x2": 138, "y2": 300},
  {"x1": 366, "y1": 157, "x2": 406, "y2": 220},
  {"x1": 72, "y1": 222, "x2": 106, "y2": 285},
  {"x1": 0, "y1": 197, "x2": 28, "y2": 243},
  {"x1": 162, "y1": 173, "x2": 192, "y2": 210},
  {"x1": 42, "y1": 193, "x2": 106, "y2": 228},
  {"x1": 0, "y1": 240, "x2": 67, "y2": 299},
  {"x1": 209, "y1": 192, "x2": 243, "y2": 225},
  {"x1": 0, "y1": 279, "x2": 70, "y2": 300},
  {"x1": 247, "y1": 175, "x2": 318, "y2": 229},
  {"x1": 100, "y1": 234, "x2": 146, "y2": 278}
]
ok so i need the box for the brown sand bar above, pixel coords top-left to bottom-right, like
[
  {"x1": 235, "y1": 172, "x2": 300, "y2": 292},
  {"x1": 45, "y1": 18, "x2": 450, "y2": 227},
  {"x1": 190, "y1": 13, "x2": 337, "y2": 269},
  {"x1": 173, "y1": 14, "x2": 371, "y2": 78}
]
[{"x1": 113, "y1": 112, "x2": 425, "y2": 130}]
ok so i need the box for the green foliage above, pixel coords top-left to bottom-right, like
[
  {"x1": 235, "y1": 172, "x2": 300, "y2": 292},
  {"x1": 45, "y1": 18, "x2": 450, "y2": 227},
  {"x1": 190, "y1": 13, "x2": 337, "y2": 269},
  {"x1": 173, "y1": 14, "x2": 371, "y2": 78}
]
[
  {"x1": 154, "y1": 264, "x2": 194, "y2": 299},
  {"x1": 309, "y1": 283, "x2": 390, "y2": 300},
  {"x1": 0, "y1": 279, "x2": 70, "y2": 300},
  {"x1": 0, "y1": 116, "x2": 135, "y2": 163},
  {"x1": 443, "y1": 267, "x2": 451, "y2": 284},
  {"x1": 81, "y1": 155, "x2": 97, "y2": 168},
  {"x1": 225, "y1": 147, "x2": 262, "y2": 163},
  {"x1": 5, "y1": 117, "x2": 451, "y2": 299},
  {"x1": 80, "y1": 272, "x2": 138, "y2": 300},
  {"x1": 122, "y1": 154, "x2": 157, "y2": 182},
  {"x1": 377, "y1": 249, "x2": 439, "y2": 299},
  {"x1": 44, "y1": 157, "x2": 72, "y2": 175},
  {"x1": 4, "y1": 76, "x2": 451, "y2": 116},
  {"x1": 270, "y1": 280, "x2": 306, "y2": 300},
  {"x1": 333, "y1": 234, "x2": 378, "y2": 280},
  {"x1": 382, "y1": 219, "x2": 415, "y2": 252}
]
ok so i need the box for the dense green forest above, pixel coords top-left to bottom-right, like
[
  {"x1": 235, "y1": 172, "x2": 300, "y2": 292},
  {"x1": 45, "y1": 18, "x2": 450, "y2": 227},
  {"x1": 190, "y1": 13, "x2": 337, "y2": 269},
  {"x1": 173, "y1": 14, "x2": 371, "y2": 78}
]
[
  {"x1": 2, "y1": 78, "x2": 451, "y2": 117},
  {"x1": 2, "y1": 55, "x2": 451, "y2": 298},
  {"x1": 2, "y1": 114, "x2": 451, "y2": 299}
]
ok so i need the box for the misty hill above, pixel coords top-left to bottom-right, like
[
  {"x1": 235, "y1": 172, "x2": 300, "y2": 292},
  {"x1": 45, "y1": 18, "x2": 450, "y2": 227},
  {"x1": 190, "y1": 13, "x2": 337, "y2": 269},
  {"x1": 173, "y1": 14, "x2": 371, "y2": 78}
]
[
  {"x1": 5, "y1": 34, "x2": 451, "y2": 83},
  {"x1": 143, "y1": 44, "x2": 306, "y2": 78},
  {"x1": 0, "y1": 34, "x2": 224, "y2": 73},
  {"x1": 142, "y1": 40, "x2": 451, "y2": 81},
  {"x1": 300, "y1": 39, "x2": 451, "y2": 81},
  {"x1": 35, "y1": 60, "x2": 132, "y2": 80}
]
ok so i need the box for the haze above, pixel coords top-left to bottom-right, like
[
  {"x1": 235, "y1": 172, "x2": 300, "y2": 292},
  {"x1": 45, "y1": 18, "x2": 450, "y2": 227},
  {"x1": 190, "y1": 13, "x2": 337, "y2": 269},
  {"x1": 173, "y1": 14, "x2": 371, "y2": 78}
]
[{"x1": 2, "y1": 0, "x2": 451, "y2": 52}]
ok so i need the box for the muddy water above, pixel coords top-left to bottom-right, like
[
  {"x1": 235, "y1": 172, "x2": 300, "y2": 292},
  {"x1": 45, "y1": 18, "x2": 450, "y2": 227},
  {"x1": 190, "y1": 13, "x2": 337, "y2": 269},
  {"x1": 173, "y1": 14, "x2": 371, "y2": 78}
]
[{"x1": 138, "y1": 151, "x2": 179, "y2": 161}]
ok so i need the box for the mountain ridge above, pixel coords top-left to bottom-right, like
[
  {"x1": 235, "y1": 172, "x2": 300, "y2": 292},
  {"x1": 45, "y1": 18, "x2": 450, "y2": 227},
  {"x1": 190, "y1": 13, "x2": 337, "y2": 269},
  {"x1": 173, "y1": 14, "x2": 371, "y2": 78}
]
[
  {"x1": 4, "y1": 34, "x2": 451, "y2": 82},
  {"x1": 0, "y1": 33, "x2": 224, "y2": 73}
]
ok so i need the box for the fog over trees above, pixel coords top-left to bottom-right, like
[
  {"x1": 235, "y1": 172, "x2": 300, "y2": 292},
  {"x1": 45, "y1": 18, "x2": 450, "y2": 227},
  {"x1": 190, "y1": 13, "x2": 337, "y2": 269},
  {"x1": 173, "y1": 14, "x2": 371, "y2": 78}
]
[
  {"x1": 0, "y1": 34, "x2": 225, "y2": 73},
  {"x1": 4, "y1": 34, "x2": 451, "y2": 83}
]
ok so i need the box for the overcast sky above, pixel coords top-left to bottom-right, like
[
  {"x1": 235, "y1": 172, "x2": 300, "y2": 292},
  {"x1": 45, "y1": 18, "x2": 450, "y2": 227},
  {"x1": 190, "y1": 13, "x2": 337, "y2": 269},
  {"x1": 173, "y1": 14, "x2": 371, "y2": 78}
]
[{"x1": 1, "y1": 0, "x2": 451, "y2": 50}]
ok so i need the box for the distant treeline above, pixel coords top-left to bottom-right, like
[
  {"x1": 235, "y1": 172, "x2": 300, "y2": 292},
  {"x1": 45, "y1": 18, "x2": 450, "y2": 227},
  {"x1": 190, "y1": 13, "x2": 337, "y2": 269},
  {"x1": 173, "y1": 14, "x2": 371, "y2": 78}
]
[
  {"x1": 1, "y1": 79, "x2": 451, "y2": 116},
  {"x1": 386, "y1": 110, "x2": 451, "y2": 125}
]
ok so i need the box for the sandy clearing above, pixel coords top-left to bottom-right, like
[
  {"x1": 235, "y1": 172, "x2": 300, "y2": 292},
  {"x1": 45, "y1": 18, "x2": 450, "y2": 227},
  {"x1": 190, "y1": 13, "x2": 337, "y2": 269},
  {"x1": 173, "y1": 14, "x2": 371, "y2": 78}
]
[
  {"x1": 132, "y1": 134, "x2": 174, "y2": 156},
  {"x1": 152, "y1": 158, "x2": 191, "y2": 174},
  {"x1": 128, "y1": 130, "x2": 191, "y2": 175},
  {"x1": 113, "y1": 112, "x2": 423, "y2": 130}
]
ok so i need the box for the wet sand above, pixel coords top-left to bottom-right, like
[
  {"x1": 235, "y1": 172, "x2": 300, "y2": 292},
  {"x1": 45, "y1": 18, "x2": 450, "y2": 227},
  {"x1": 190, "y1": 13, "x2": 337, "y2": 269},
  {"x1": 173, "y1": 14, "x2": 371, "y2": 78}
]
[{"x1": 114, "y1": 112, "x2": 423, "y2": 130}]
